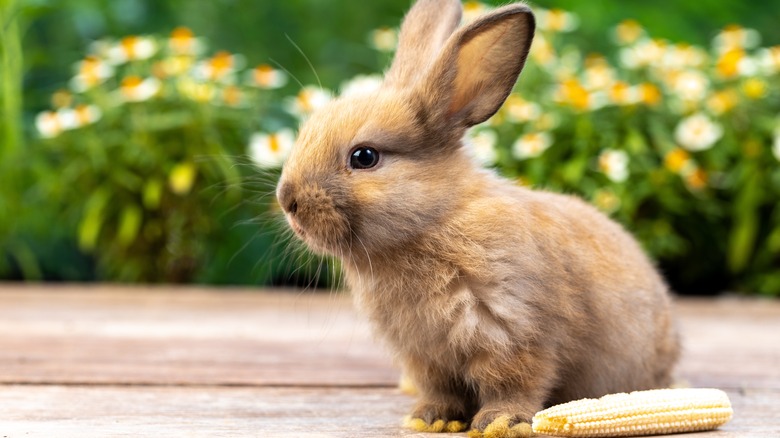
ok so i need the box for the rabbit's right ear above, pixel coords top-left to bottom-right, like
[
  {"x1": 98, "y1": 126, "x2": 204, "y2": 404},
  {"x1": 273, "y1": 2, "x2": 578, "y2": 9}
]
[
  {"x1": 415, "y1": 4, "x2": 534, "y2": 130},
  {"x1": 383, "y1": 0, "x2": 463, "y2": 88}
]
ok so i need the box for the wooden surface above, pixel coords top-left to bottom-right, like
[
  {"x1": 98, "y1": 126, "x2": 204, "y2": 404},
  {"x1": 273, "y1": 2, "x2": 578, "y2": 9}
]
[{"x1": 0, "y1": 284, "x2": 778, "y2": 437}]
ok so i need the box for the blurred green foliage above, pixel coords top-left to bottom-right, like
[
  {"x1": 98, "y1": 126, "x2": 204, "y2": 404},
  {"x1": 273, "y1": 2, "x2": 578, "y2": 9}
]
[{"x1": 2, "y1": 0, "x2": 780, "y2": 293}]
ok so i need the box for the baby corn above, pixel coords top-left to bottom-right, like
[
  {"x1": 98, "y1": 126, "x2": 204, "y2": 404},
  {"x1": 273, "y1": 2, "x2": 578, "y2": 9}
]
[{"x1": 531, "y1": 388, "x2": 733, "y2": 437}]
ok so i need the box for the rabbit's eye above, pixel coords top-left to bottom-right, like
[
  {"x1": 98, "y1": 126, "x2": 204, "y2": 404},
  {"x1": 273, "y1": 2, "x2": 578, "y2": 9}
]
[{"x1": 350, "y1": 146, "x2": 379, "y2": 169}]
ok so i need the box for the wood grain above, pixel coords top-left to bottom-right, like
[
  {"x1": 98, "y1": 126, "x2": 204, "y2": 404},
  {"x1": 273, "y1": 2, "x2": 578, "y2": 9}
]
[
  {"x1": 0, "y1": 386, "x2": 777, "y2": 437},
  {"x1": 0, "y1": 284, "x2": 778, "y2": 437}
]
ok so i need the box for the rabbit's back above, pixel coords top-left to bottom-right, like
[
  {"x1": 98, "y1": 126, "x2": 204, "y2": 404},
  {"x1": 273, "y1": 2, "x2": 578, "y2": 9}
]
[{"x1": 454, "y1": 180, "x2": 679, "y2": 402}]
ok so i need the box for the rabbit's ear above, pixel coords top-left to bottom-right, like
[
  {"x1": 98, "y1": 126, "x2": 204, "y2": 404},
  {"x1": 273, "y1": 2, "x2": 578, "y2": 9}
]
[
  {"x1": 384, "y1": 0, "x2": 463, "y2": 88},
  {"x1": 418, "y1": 4, "x2": 534, "y2": 128}
]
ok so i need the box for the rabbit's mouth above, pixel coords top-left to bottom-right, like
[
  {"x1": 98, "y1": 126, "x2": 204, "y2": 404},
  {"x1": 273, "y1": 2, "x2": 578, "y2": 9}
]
[{"x1": 287, "y1": 215, "x2": 306, "y2": 238}]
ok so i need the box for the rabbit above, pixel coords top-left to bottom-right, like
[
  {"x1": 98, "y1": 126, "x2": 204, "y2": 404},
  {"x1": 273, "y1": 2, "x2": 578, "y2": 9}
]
[{"x1": 275, "y1": 0, "x2": 680, "y2": 435}]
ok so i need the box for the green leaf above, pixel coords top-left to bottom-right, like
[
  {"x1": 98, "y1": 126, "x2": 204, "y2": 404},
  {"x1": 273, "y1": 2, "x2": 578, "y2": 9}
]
[
  {"x1": 728, "y1": 171, "x2": 762, "y2": 273},
  {"x1": 140, "y1": 111, "x2": 194, "y2": 132},
  {"x1": 143, "y1": 179, "x2": 163, "y2": 210},
  {"x1": 625, "y1": 128, "x2": 647, "y2": 154},
  {"x1": 768, "y1": 226, "x2": 780, "y2": 254},
  {"x1": 78, "y1": 188, "x2": 110, "y2": 251},
  {"x1": 7, "y1": 241, "x2": 42, "y2": 280},
  {"x1": 117, "y1": 205, "x2": 143, "y2": 247}
]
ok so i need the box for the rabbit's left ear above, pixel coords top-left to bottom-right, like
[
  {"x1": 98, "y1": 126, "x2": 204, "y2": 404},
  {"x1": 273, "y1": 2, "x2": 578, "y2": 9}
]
[{"x1": 417, "y1": 4, "x2": 535, "y2": 128}]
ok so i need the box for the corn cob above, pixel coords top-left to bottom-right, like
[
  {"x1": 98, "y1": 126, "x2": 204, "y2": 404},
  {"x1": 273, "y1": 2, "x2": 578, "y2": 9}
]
[{"x1": 531, "y1": 388, "x2": 733, "y2": 437}]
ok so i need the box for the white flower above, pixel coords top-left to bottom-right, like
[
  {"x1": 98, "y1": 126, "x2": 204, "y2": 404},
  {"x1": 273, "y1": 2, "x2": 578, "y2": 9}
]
[
  {"x1": 340, "y1": 74, "x2": 383, "y2": 97},
  {"x1": 285, "y1": 86, "x2": 332, "y2": 118},
  {"x1": 34, "y1": 105, "x2": 102, "y2": 138},
  {"x1": 612, "y1": 20, "x2": 645, "y2": 46},
  {"x1": 217, "y1": 85, "x2": 247, "y2": 107},
  {"x1": 467, "y1": 129, "x2": 498, "y2": 166},
  {"x1": 156, "y1": 56, "x2": 195, "y2": 77},
  {"x1": 537, "y1": 8, "x2": 579, "y2": 33},
  {"x1": 737, "y1": 56, "x2": 759, "y2": 77},
  {"x1": 607, "y1": 81, "x2": 640, "y2": 106},
  {"x1": 674, "y1": 113, "x2": 723, "y2": 152},
  {"x1": 530, "y1": 33, "x2": 557, "y2": 67},
  {"x1": 120, "y1": 76, "x2": 161, "y2": 102},
  {"x1": 106, "y1": 36, "x2": 157, "y2": 64},
  {"x1": 583, "y1": 60, "x2": 616, "y2": 91},
  {"x1": 512, "y1": 132, "x2": 553, "y2": 160},
  {"x1": 369, "y1": 27, "x2": 398, "y2": 52},
  {"x1": 713, "y1": 25, "x2": 760, "y2": 54},
  {"x1": 249, "y1": 129, "x2": 296, "y2": 169},
  {"x1": 670, "y1": 70, "x2": 710, "y2": 102},
  {"x1": 168, "y1": 27, "x2": 205, "y2": 56},
  {"x1": 598, "y1": 149, "x2": 629, "y2": 183},
  {"x1": 619, "y1": 39, "x2": 667, "y2": 69},
  {"x1": 70, "y1": 56, "x2": 114, "y2": 92},
  {"x1": 192, "y1": 51, "x2": 244, "y2": 83},
  {"x1": 757, "y1": 46, "x2": 780, "y2": 75},
  {"x1": 463, "y1": 2, "x2": 491, "y2": 24},
  {"x1": 248, "y1": 64, "x2": 288, "y2": 89},
  {"x1": 177, "y1": 77, "x2": 216, "y2": 103},
  {"x1": 35, "y1": 111, "x2": 65, "y2": 138},
  {"x1": 504, "y1": 95, "x2": 541, "y2": 123},
  {"x1": 662, "y1": 44, "x2": 708, "y2": 70},
  {"x1": 73, "y1": 104, "x2": 102, "y2": 126}
]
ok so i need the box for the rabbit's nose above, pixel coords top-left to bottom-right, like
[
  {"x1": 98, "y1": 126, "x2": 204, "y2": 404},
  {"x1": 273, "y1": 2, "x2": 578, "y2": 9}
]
[{"x1": 277, "y1": 181, "x2": 298, "y2": 215}]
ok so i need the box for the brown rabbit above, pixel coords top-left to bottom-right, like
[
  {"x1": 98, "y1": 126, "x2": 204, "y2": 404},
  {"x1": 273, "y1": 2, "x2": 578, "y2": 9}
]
[{"x1": 276, "y1": 0, "x2": 679, "y2": 435}]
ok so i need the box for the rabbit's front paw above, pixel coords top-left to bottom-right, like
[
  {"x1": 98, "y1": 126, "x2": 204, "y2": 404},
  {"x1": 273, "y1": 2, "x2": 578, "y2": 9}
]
[
  {"x1": 467, "y1": 411, "x2": 532, "y2": 438},
  {"x1": 403, "y1": 401, "x2": 469, "y2": 433}
]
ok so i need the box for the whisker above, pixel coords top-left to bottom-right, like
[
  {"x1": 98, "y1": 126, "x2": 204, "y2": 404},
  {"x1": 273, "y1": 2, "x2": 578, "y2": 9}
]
[
  {"x1": 285, "y1": 33, "x2": 322, "y2": 90},
  {"x1": 269, "y1": 58, "x2": 305, "y2": 90}
]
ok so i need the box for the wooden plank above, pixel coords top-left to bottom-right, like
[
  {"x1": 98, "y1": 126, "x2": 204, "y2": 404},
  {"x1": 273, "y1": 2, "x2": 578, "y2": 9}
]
[
  {"x1": 0, "y1": 385, "x2": 777, "y2": 438},
  {"x1": 1, "y1": 285, "x2": 779, "y2": 436},
  {"x1": 0, "y1": 284, "x2": 398, "y2": 387},
  {"x1": 1, "y1": 285, "x2": 779, "y2": 390},
  {"x1": 675, "y1": 298, "x2": 780, "y2": 390}
]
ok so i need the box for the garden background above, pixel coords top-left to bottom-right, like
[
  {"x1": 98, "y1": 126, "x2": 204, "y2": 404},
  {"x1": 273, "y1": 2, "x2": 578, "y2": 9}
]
[{"x1": 1, "y1": 0, "x2": 779, "y2": 295}]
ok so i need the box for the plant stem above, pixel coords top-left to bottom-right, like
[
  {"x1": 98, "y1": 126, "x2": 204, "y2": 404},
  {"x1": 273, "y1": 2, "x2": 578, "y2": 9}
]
[{"x1": 0, "y1": 0, "x2": 23, "y2": 159}]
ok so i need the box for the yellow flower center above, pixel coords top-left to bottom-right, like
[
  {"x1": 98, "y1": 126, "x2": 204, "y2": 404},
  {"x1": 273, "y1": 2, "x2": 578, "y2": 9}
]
[
  {"x1": 463, "y1": 1, "x2": 482, "y2": 12},
  {"x1": 297, "y1": 90, "x2": 314, "y2": 113},
  {"x1": 42, "y1": 112, "x2": 61, "y2": 131},
  {"x1": 120, "y1": 36, "x2": 140, "y2": 59},
  {"x1": 171, "y1": 26, "x2": 194, "y2": 41},
  {"x1": 609, "y1": 81, "x2": 631, "y2": 104},
  {"x1": 685, "y1": 168, "x2": 707, "y2": 189},
  {"x1": 253, "y1": 64, "x2": 276, "y2": 86},
  {"x1": 639, "y1": 83, "x2": 662, "y2": 106},
  {"x1": 716, "y1": 49, "x2": 744, "y2": 78},
  {"x1": 74, "y1": 105, "x2": 92, "y2": 124},
  {"x1": 223, "y1": 85, "x2": 242, "y2": 106},
  {"x1": 170, "y1": 27, "x2": 196, "y2": 54},
  {"x1": 530, "y1": 36, "x2": 555, "y2": 65},
  {"x1": 546, "y1": 9, "x2": 568, "y2": 31},
  {"x1": 208, "y1": 51, "x2": 234, "y2": 79},
  {"x1": 560, "y1": 79, "x2": 590, "y2": 110},
  {"x1": 51, "y1": 89, "x2": 72, "y2": 108},
  {"x1": 269, "y1": 134, "x2": 281, "y2": 153},
  {"x1": 121, "y1": 75, "x2": 143, "y2": 90},
  {"x1": 707, "y1": 89, "x2": 738, "y2": 114},
  {"x1": 616, "y1": 19, "x2": 643, "y2": 44},
  {"x1": 664, "y1": 149, "x2": 690, "y2": 173},
  {"x1": 80, "y1": 56, "x2": 103, "y2": 84},
  {"x1": 742, "y1": 78, "x2": 767, "y2": 99}
]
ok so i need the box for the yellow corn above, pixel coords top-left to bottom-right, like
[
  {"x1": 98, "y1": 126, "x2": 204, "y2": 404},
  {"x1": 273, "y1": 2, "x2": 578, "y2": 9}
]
[{"x1": 531, "y1": 388, "x2": 733, "y2": 437}]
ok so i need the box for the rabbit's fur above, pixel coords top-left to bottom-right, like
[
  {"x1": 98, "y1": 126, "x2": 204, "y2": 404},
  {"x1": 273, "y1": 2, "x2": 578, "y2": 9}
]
[{"x1": 277, "y1": 0, "x2": 679, "y2": 432}]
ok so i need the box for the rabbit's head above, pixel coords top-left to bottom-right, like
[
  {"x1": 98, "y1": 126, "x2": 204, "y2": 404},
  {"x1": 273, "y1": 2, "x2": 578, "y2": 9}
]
[{"x1": 277, "y1": 0, "x2": 534, "y2": 258}]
